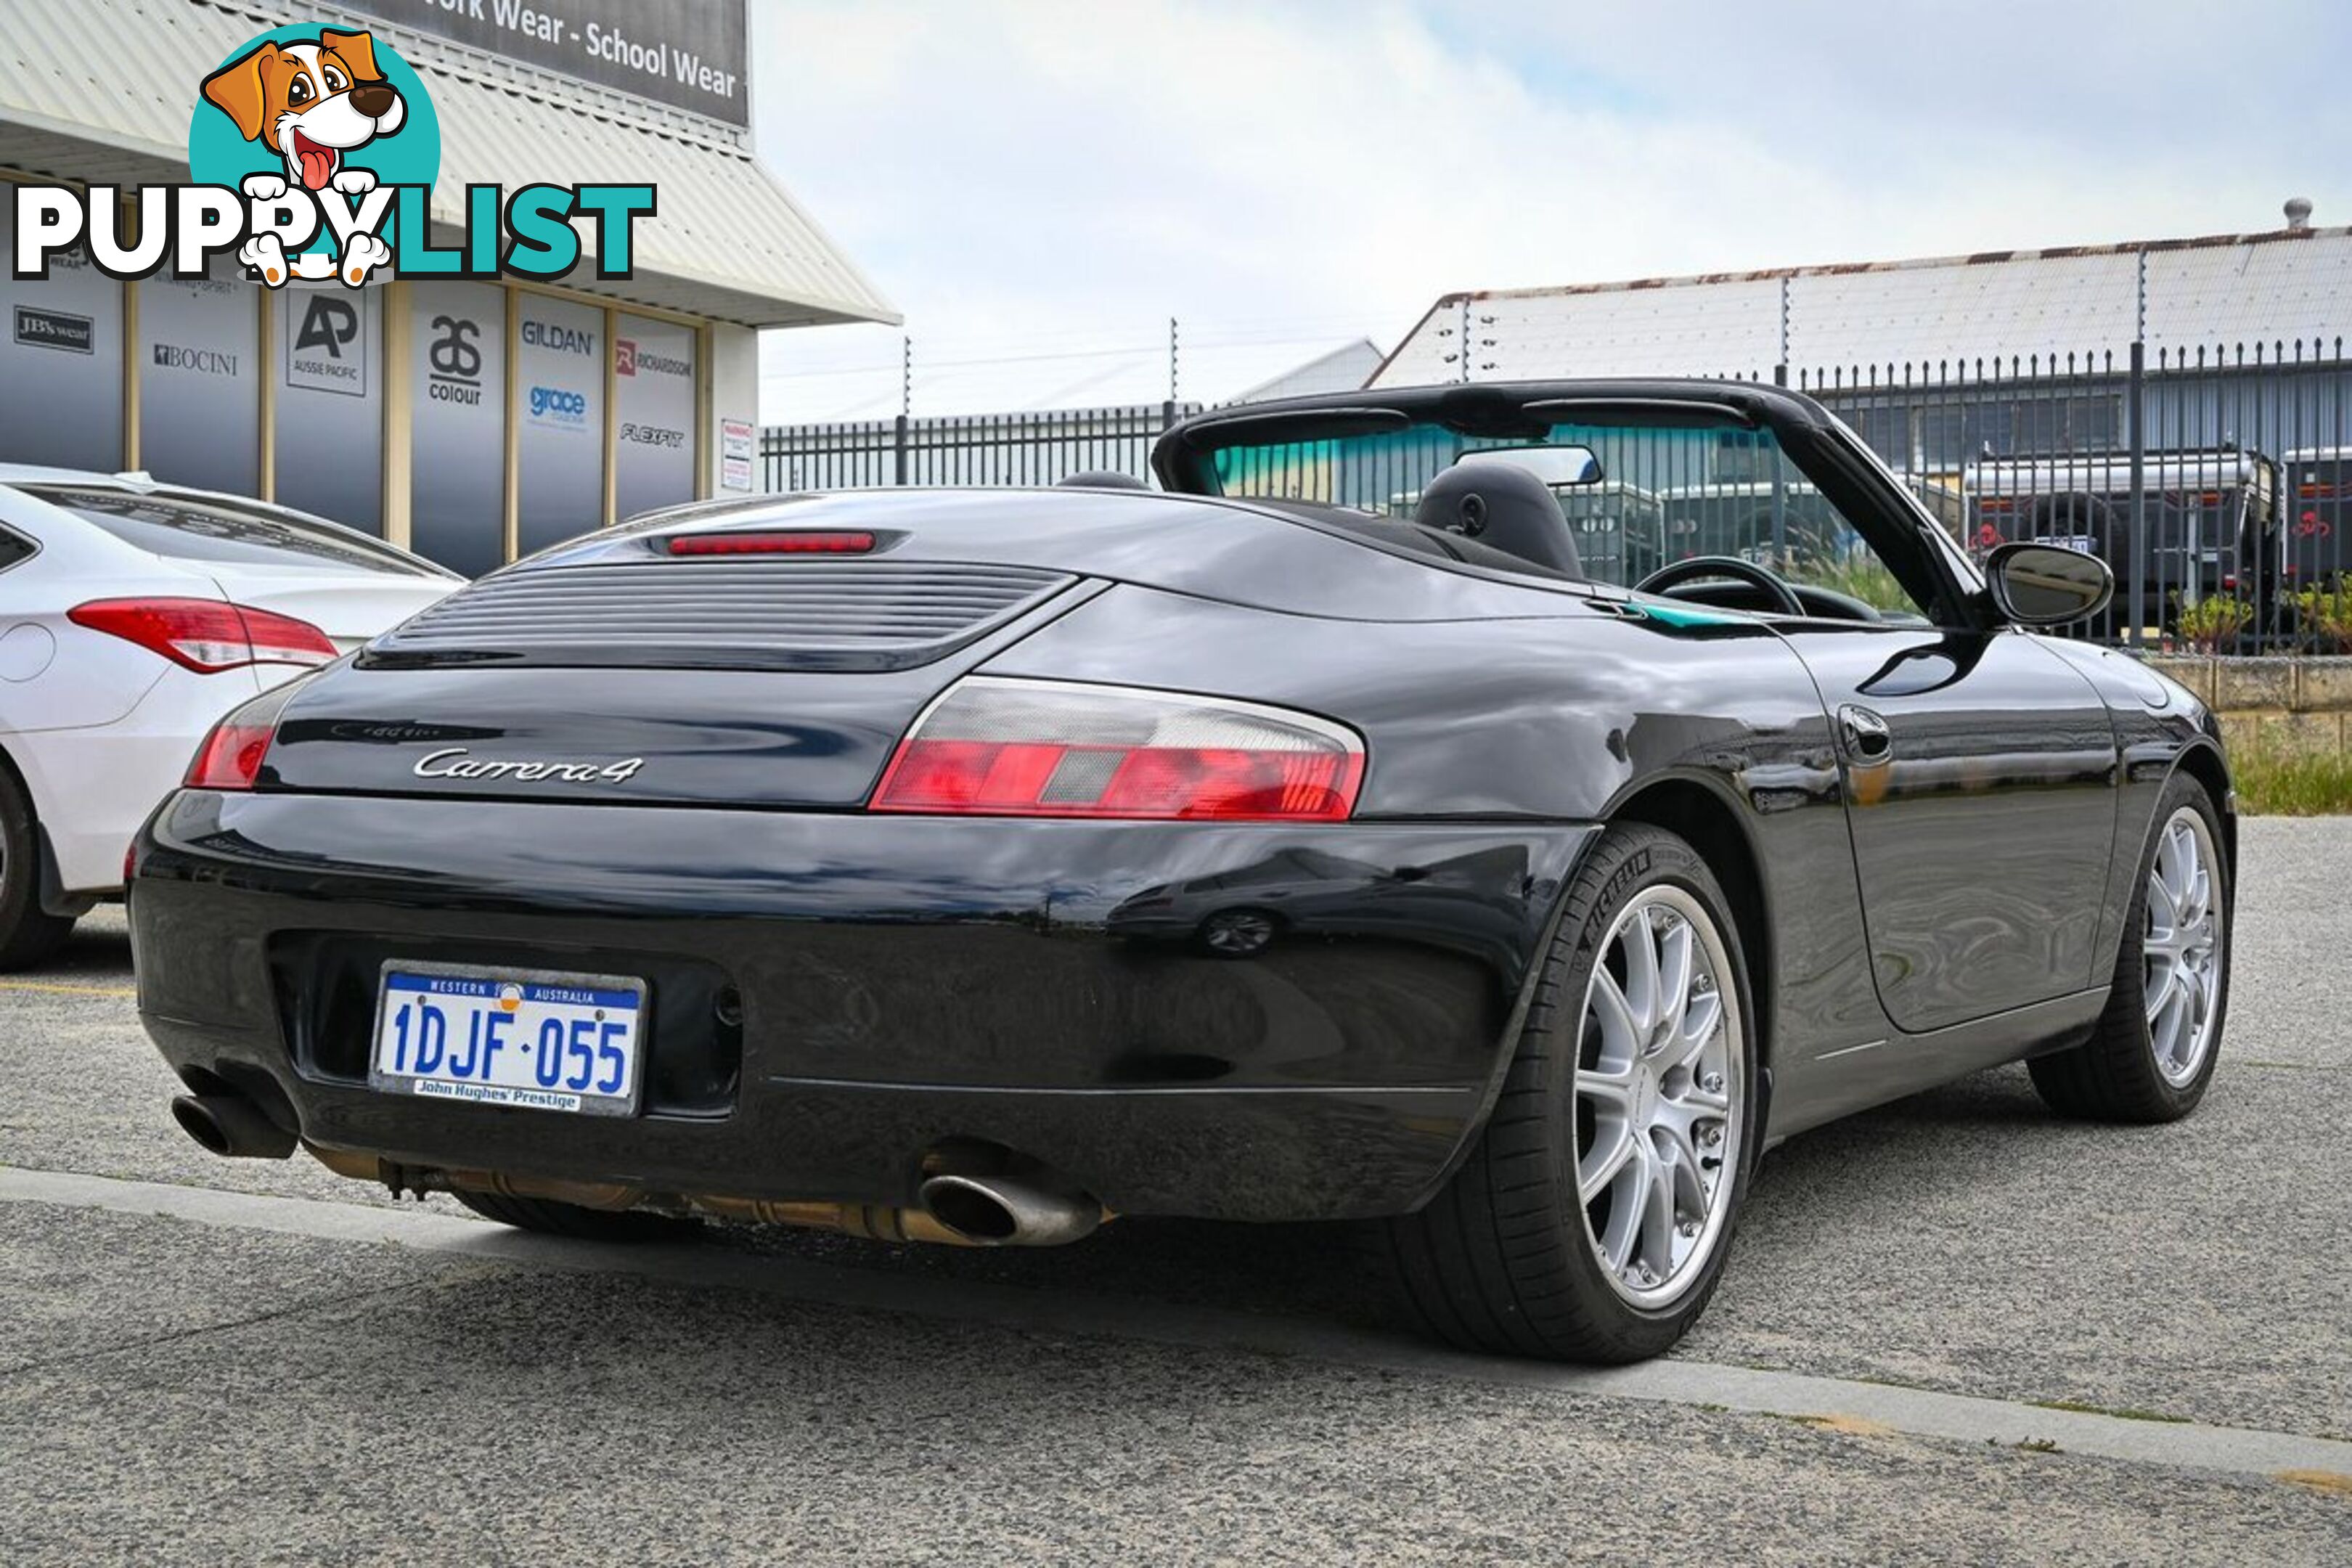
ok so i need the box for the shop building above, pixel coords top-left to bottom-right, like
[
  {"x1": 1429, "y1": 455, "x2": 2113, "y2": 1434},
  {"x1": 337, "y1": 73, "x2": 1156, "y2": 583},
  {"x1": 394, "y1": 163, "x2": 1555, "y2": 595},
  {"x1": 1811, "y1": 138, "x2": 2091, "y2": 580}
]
[{"x1": 1, "y1": 0, "x2": 895, "y2": 574}]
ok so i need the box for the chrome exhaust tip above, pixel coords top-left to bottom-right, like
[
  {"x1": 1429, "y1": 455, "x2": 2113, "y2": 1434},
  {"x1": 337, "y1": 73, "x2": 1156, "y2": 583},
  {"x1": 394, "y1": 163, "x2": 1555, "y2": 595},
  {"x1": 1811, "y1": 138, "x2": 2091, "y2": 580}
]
[
  {"x1": 170, "y1": 1093, "x2": 297, "y2": 1160},
  {"x1": 918, "y1": 1172, "x2": 1102, "y2": 1248}
]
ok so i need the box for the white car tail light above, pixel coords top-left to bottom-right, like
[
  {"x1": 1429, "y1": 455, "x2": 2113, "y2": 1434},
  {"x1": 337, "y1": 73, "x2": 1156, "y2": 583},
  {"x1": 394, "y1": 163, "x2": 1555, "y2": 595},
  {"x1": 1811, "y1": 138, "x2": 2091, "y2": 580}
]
[
  {"x1": 68, "y1": 597, "x2": 337, "y2": 673},
  {"x1": 182, "y1": 678, "x2": 309, "y2": 791},
  {"x1": 871, "y1": 677, "x2": 1365, "y2": 822}
]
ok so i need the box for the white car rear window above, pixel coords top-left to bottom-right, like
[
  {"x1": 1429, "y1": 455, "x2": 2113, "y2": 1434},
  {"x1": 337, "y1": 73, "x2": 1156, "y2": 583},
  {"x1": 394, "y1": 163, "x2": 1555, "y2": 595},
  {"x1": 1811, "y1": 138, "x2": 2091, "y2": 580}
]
[{"x1": 19, "y1": 486, "x2": 441, "y2": 577}]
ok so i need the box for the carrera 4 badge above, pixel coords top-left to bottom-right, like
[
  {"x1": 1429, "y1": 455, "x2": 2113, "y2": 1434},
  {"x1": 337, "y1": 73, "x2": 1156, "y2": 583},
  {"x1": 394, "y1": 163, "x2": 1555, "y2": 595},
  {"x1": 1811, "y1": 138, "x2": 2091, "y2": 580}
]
[{"x1": 412, "y1": 747, "x2": 643, "y2": 784}]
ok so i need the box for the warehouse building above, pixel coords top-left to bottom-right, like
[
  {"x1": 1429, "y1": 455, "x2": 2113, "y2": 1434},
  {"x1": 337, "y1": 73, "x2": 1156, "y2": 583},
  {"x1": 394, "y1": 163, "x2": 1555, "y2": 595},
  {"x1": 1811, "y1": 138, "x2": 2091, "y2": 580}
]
[
  {"x1": 0, "y1": 0, "x2": 895, "y2": 575},
  {"x1": 1363, "y1": 212, "x2": 2352, "y2": 611},
  {"x1": 1370, "y1": 209, "x2": 2352, "y2": 467},
  {"x1": 1373, "y1": 208, "x2": 2352, "y2": 385}
]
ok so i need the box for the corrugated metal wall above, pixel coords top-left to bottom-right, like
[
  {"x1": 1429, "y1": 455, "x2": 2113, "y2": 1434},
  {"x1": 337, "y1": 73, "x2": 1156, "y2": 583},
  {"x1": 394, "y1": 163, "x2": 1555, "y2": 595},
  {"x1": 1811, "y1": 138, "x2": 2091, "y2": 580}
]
[{"x1": 1373, "y1": 230, "x2": 2352, "y2": 387}]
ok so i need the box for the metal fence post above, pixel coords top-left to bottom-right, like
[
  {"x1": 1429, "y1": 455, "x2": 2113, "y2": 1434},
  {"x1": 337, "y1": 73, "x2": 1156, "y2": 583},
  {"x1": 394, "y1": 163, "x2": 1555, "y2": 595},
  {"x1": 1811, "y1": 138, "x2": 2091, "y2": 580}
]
[
  {"x1": 1770, "y1": 287, "x2": 1792, "y2": 561},
  {"x1": 2126, "y1": 250, "x2": 2152, "y2": 647},
  {"x1": 1768, "y1": 360, "x2": 1790, "y2": 560},
  {"x1": 1775, "y1": 276, "x2": 1790, "y2": 387},
  {"x1": 2127, "y1": 342, "x2": 2147, "y2": 647},
  {"x1": 893, "y1": 415, "x2": 909, "y2": 487}
]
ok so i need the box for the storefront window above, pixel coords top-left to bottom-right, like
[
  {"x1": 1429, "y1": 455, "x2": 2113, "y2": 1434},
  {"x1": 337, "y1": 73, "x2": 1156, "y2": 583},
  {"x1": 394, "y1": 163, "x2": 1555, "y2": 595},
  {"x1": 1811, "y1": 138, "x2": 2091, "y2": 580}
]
[
  {"x1": 515, "y1": 295, "x2": 605, "y2": 555},
  {"x1": 613, "y1": 313, "x2": 697, "y2": 523},
  {"x1": 138, "y1": 260, "x2": 260, "y2": 496},
  {"x1": 0, "y1": 200, "x2": 126, "y2": 473},
  {"x1": 409, "y1": 280, "x2": 507, "y2": 576},
  {"x1": 274, "y1": 285, "x2": 384, "y2": 534}
]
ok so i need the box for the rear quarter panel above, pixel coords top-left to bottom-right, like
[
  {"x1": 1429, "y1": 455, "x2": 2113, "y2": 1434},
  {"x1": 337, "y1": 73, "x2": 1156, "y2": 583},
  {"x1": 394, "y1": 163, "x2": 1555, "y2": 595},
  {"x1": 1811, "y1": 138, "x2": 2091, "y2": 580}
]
[
  {"x1": 990, "y1": 587, "x2": 1893, "y2": 1111},
  {"x1": 0, "y1": 523, "x2": 209, "y2": 735},
  {"x1": 203, "y1": 565, "x2": 458, "y2": 652}
]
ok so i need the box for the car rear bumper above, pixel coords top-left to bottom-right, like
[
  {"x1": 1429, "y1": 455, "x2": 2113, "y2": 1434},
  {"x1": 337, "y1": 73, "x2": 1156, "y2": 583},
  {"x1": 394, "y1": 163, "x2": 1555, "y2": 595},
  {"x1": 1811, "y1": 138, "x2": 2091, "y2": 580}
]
[
  {"x1": 132, "y1": 791, "x2": 1593, "y2": 1222},
  {"x1": 10, "y1": 663, "x2": 263, "y2": 899}
]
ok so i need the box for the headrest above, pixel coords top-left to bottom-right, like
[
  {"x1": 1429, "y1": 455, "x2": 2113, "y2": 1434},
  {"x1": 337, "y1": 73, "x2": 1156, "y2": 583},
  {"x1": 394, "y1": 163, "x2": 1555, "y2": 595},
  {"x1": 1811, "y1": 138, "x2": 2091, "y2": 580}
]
[{"x1": 1413, "y1": 461, "x2": 1583, "y2": 577}]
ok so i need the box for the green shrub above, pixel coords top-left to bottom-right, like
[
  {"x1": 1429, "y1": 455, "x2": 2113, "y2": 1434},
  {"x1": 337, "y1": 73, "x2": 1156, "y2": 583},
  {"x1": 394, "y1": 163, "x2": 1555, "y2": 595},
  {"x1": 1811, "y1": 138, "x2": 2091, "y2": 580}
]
[
  {"x1": 2232, "y1": 746, "x2": 2352, "y2": 815},
  {"x1": 1765, "y1": 529, "x2": 1916, "y2": 613},
  {"x1": 2292, "y1": 581, "x2": 2352, "y2": 653},
  {"x1": 2171, "y1": 594, "x2": 2253, "y2": 653},
  {"x1": 1797, "y1": 550, "x2": 1916, "y2": 613}
]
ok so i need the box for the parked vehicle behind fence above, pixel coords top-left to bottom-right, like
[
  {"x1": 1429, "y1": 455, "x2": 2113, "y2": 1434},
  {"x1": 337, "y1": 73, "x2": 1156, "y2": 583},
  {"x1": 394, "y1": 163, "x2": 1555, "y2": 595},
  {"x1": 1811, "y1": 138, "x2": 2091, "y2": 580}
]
[
  {"x1": 1964, "y1": 451, "x2": 2285, "y2": 640},
  {"x1": 2282, "y1": 448, "x2": 2349, "y2": 589}
]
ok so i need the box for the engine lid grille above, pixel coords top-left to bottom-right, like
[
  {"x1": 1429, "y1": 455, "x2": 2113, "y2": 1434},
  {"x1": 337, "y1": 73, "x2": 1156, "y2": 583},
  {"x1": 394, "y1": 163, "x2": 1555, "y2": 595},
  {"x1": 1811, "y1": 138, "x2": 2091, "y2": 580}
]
[{"x1": 365, "y1": 558, "x2": 1078, "y2": 671}]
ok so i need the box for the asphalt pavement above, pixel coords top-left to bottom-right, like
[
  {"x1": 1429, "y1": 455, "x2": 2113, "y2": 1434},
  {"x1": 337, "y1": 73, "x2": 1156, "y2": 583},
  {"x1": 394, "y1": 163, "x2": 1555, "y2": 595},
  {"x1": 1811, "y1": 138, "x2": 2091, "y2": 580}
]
[{"x1": 2, "y1": 818, "x2": 2348, "y2": 1564}]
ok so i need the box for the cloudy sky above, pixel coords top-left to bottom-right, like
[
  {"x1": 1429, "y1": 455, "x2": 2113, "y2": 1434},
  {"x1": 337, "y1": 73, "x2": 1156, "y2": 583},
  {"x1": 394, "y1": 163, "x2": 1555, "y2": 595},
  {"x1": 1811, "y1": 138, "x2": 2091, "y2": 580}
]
[{"x1": 752, "y1": 0, "x2": 2350, "y2": 420}]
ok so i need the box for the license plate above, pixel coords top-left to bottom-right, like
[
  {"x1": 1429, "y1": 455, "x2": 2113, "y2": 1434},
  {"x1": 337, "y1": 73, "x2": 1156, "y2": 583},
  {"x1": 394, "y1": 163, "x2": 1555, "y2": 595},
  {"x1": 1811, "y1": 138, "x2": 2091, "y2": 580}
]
[
  {"x1": 2037, "y1": 534, "x2": 2100, "y2": 555},
  {"x1": 369, "y1": 963, "x2": 647, "y2": 1116}
]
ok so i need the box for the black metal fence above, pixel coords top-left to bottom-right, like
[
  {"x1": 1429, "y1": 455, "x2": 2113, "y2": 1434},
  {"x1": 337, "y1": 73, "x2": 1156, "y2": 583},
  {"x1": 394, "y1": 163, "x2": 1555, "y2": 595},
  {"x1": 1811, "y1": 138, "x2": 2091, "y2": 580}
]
[
  {"x1": 1794, "y1": 340, "x2": 2351, "y2": 650},
  {"x1": 762, "y1": 343, "x2": 2352, "y2": 651},
  {"x1": 763, "y1": 402, "x2": 1199, "y2": 491}
]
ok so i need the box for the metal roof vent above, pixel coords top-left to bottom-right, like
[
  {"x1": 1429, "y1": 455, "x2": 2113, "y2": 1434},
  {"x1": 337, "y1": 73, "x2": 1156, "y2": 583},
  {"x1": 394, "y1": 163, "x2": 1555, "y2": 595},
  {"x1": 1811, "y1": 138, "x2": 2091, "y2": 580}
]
[{"x1": 2284, "y1": 197, "x2": 2314, "y2": 231}]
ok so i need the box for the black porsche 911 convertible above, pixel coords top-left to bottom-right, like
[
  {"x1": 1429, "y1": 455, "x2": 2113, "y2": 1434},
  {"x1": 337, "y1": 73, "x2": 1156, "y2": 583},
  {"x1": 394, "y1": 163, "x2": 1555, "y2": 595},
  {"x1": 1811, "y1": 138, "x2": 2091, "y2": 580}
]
[{"x1": 129, "y1": 380, "x2": 2233, "y2": 1363}]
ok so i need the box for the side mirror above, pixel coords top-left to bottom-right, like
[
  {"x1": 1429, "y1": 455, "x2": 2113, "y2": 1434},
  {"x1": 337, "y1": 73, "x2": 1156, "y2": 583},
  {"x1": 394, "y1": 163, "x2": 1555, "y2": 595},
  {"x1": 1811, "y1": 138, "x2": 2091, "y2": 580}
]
[{"x1": 1985, "y1": 541, "x2": 2113, "y2": 626}]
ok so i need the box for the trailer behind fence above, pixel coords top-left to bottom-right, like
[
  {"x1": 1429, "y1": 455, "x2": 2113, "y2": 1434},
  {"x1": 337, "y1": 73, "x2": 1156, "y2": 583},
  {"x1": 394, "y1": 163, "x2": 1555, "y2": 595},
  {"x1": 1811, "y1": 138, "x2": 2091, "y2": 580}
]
[{"x1": 1797, "y1": 341, "x2": 2351, "y2": 651}]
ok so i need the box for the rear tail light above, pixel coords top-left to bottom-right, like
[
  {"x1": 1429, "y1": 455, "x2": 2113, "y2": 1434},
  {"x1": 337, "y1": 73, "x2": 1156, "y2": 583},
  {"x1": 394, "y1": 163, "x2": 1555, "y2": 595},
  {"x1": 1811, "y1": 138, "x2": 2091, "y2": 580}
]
[
  {"x1": 68, "y1": 597, "x2": 337, "y2": 673},
  {"x1": 871, "y1": 677, "x2": 1365, "y2": 822},
  {"x1": 665, "y1": 531, "x2": 875, "y2": 555},
  {"x1": 184, "y1": 678, "x2": 308, "y2": 791}
]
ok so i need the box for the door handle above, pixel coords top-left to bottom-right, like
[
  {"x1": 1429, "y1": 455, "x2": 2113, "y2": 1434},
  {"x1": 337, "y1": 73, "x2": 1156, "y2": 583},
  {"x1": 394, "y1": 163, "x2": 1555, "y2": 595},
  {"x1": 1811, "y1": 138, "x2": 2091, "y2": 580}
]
[{"x1": 1838, "y1": 704, "x2": 1893, "y2": 764}]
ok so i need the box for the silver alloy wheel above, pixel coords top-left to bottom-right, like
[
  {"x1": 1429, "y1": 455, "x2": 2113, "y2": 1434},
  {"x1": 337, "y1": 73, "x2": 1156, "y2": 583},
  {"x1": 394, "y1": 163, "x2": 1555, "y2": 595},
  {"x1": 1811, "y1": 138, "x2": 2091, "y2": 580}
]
[
  {"x1": 2144, "y1": 805, "x2": 2224, "y2": 1087},
  {"x1": 1574, "y1": 886, "x2": 1744, "y2": 1309},
  {"x1": 1201, "y1": 909, "x2": 1277, "y2": 956}
]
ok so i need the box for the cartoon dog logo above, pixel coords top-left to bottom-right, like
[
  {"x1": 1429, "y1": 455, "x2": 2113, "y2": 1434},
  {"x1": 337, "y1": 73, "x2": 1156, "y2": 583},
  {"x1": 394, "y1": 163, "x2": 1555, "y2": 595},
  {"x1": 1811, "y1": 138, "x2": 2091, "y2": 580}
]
[{"x1": 200, "y1": 28, "x2": 405, "y2": 285}]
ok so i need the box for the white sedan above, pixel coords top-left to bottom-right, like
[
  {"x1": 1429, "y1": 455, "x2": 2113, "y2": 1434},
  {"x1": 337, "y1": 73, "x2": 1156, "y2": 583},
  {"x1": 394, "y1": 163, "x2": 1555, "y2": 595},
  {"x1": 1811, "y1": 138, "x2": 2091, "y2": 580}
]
[{"x1": 0, "y1": 467, "x2": 461, "y2": 966}]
